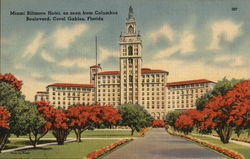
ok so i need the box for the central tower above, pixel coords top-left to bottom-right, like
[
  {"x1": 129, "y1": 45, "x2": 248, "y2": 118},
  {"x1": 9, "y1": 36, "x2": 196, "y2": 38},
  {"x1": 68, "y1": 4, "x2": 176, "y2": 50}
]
[{"x1": 119, "y1": 6, "x2": 142, "y2": 105}]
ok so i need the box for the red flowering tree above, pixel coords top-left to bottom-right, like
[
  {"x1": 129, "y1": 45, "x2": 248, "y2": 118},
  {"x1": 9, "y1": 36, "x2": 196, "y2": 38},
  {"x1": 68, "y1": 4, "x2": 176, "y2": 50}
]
[
  {"x1": 67, "y1": 104, "x2": 121, "y2": 142},
  {"x1": 37, "y1": 101, "x2": 70, "y2": 145},
  {"x1": 174, "y1": 109, "x2": 201, "y2": 135},
  {"x1": 99, "y1": 106, "x2": 121, "y2": 128},
  {"x1": 152, "y1": 120, "x2": 165, "y2": 128},
  {"x1": 0, "y1": 73, "x2": 22, "y2": 91},
  {"x1": 199, "y1": 80, "x2": 250, "y2": 143},
  {"x1": 50, "y1": 109, "x2": 69, "y2": 145},
  {"x1": 0, "y1": 106, "x2": 10, "y2": 153},
  {"x1": 174, "y1": 114, "x2": 194, "y2": 135}
]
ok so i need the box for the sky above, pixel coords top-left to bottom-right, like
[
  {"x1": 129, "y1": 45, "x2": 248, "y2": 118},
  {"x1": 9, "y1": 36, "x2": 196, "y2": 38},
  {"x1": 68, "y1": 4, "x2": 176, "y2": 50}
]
[{"x1": 1, "y1": 0, "x2": 250, "y2": 101}]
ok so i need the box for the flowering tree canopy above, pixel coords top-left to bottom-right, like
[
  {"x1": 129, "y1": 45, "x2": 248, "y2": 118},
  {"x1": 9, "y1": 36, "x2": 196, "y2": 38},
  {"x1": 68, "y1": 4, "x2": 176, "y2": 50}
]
[
  {"x1": 0, "y1": 73, "x2": 22, "y2": 91},
  {"x1": 67, "y1": 104, "x2": 121, "y2": 142},
  {"x1": 152, "y1": 120, "x2": 165, "y2": 128},
  {"x1": 36, "y1": 101, "x2": 69, "y2": 145},
  {"x1": 0, "y1": 106, "x2": 10, "y2": 152},
  {"x1": 199, "y1": 80, "x2": 250, "y2": 143},
  {"x1": 0, "y1": 106, "x2": 10, "y2": 129}
]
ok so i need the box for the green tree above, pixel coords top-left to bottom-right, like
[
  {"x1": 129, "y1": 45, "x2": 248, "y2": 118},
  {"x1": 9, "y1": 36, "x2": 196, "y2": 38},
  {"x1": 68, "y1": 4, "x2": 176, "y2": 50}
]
[
  {"x1": 25, "y1": 101, "x2": 48, "y2": 148},
  {"x1": 0, "y1": 82, "x2": 30, "y2": 136},
  {"x1": 118, "y1": 104, "x2": 153, "y2": 135},
  {"x1": 164, "y1": 111, "x2": 182, "y2": 128}
]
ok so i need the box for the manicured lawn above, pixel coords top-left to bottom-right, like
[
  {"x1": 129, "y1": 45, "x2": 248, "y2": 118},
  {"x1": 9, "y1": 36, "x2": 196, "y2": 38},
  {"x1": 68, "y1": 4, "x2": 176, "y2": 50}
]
[
  {"x1": 3, "y1": 139, "x2": 56, "y2": 150},
  {"x1": 0, "y1": 139, "x2": 117, "y2": 159},
  {"x1": 190, "y1": 134, "x2": 250, "y2": 159},
  {"x1": 4, "y1": 129, "x2": 138, "y2": 151},
  {"x1": 10, "y1": 129, "x2": 139, "y2": 139},
  {"x1": 192, "y1": 129, "x2": 249, "y2": 138}
]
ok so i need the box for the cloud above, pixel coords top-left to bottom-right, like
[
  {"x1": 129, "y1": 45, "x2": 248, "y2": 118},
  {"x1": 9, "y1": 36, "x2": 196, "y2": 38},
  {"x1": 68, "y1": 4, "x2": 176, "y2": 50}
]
[
  {"x1": 31, "y1": 72, "x2": 43, "y2": 79},
  {"x1": 1, "y1": 37, "x2": 9, "y2": 45},
  {"x1": 154, "y1": 45, "x2": 180, "y2": 58},
  {"x1": 209, "y1": 20, "x2": 242, "y2": 50},
  {"x1": 58, "y1": 47, "x2": 118, "y2": 68},
  {"x1": 59, "y1": 57, "x2": 95, "y2": 68},
  {"x1": 52, "y1": 24, "x2": 88, "y2": 49},
  {"x1": 145, "y1": 58, "x2": 249, "y2": 83},
  {"x1": 22, "y1": 32, "x2": 44, "y2": 57},
  {"x1": 51, "y1": 73, "x2": 89, "y2": 84},
  {"x1": 154, "y1": 31, "x2": 196, "y2": 58},
  {"x1": 14, "y1": 64, "x2": 27, "y2": 70},
  {"x1": 179, "y1": 31, "x2": 196, "y2": 53},
  {"x1": 149, "y1": 24, "x2": 174, "y2": 42},
  {"x1": 41, "y1": 50, "x2": 55, "y2": 63},
  {"x1": 214, "y1": 54, "x2": 244, "y2": 67},
  {"x1": 99, "y1": 47, "x2": 119, "y2": 63}
]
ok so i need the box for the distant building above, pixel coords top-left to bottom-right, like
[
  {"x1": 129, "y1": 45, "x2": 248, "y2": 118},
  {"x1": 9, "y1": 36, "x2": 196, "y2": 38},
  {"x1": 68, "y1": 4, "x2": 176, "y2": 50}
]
[
  {"x1": 34, "y1": 91, "x2": 49, "y2": 102},
  {"x1": 166, "y1": 79, "x2": 215, "y2": 111},
  {"x1": 35, "y1": 6, "x2": 215, "y2": 119},
  {"x1": 46, "y1": 83, "x2": 95, "y2": 109}
]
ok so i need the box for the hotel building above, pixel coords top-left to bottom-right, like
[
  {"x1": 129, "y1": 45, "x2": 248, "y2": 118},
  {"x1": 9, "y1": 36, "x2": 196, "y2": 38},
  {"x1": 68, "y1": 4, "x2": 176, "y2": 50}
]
[{"x1": 35, "y1": 6, "x2": 215, "y2": 119}]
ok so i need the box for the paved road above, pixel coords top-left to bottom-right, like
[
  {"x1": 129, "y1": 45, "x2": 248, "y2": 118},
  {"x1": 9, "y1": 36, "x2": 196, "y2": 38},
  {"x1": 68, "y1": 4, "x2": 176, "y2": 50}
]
[{"x1": 104, "y1": 128, "x2": 225, "y2": 159}]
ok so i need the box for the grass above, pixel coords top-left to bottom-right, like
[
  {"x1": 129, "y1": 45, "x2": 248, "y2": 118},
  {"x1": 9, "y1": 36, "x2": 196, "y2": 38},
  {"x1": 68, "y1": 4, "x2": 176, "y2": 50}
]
[
  {"x1": 0, "y1": 139, "x2": 117, "y2": 159},
  {"x1": 3, "y1": 139, "x2": 56, "y2": 150},
  {"x1": 10, "y1": 129, "x2": 139, "y2": 139},
  {"x1": 4, "y1": 129, "x2": 138, "y2": 151},
  {"x1": 192, "y1": 129, "x2": 249, "y2": 138},
  {"x1": 190, "y1": 134, "x2": 250, "y2": 159}
]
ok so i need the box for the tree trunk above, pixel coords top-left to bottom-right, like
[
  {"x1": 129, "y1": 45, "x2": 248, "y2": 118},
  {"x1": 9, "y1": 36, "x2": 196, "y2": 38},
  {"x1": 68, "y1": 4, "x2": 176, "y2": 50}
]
[
  {"x1": 29, "y1": 129, "x2": 48, "y2": 148},
  {"x1": 236, "y1": 130, "x2": 241, "y2": 137},
  {"x1": 29, "y1": 131, "x2": 38, "y2": 148},
  {"x1": 53, "y1": 129, "x2": 68, "y2": 145},
  {"x1": 131, "y1": 128, "x2": 135, "y2": 136},
  {"x1": 0, "y1": 129, "x2": 9, "y2": 153},
  {"x1": 216, "y1": 125, "x2": 232, "y2": 144},
  {"x1": 248, "y1": 129, "x2": 250, "y2": 138},
  {"x1": 74, "y1": 129, "x2": 82, "y2": 142}
]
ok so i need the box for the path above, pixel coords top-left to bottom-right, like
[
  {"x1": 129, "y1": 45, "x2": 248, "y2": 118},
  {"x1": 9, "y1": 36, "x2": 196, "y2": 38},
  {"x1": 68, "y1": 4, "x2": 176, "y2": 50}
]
[
  {"x1": 1, "y1": 139, "x2": 76, "y2": 153},
  {"x1": 104, "y1": 128, "x2": 225, "y2": 159}
]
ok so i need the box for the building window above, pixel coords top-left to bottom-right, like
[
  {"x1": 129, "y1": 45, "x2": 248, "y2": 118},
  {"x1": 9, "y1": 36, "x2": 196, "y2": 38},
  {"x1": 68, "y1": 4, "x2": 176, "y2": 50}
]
[
  {"x1": 129, "y1": 75, "x2": 133, "y2": 82},
  {"x1": 128, "y1": 46, "x2": 133, "y2": 56}
]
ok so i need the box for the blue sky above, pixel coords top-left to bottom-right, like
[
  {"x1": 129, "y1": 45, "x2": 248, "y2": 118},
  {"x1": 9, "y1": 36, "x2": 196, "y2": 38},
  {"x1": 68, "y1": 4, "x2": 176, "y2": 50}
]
[{"x1": 1, "y1": 0, "x2": 250, "y2": 101}]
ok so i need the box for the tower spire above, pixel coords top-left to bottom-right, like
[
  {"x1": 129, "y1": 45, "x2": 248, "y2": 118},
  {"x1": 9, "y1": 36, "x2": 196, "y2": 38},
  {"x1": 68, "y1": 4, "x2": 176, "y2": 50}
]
[{"x1": 128, "y1": 5, "x2": 134, "y2": 19}]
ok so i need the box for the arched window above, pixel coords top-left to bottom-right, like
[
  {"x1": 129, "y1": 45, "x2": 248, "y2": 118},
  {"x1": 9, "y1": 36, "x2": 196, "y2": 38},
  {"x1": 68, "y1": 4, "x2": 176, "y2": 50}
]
[
  {"x1": 128, "y1": 25, "x2": 134, "y2": 34},
  {"x1": 128, "y1": 46, "x2": 133, "y2": 55}
]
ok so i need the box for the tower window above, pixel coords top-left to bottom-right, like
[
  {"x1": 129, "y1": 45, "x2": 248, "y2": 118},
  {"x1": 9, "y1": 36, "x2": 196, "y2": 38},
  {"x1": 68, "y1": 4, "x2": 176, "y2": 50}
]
[
  {"x1": 128, "y1": 25, "x2": 134, "y2": 34},
  {"x1": 128, "y1": 46, "x2": 133, "y2": 55}
]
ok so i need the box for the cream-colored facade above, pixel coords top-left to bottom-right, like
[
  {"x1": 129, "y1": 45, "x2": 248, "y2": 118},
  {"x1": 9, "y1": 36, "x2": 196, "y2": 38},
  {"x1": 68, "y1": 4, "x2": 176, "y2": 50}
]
[
  {"x1": 34, "y1": 6, "x2": 215, "y2": 119},
  {"x1": 46, "y1": 83, "x2": 95, "y2": 109},
  {"x1": 34, "y1": 91, "x2": 49, "y2": 102},
  {"x1": 166, "y1": 79, "x2": 215, "y2": 111}
]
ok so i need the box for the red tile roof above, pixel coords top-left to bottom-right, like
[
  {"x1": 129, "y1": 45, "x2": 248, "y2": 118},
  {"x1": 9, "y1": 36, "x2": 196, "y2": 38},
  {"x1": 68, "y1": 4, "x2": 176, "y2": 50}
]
[
  {"x1": 141, "y1": 68, "x2": 168, "y2": 73},
  {"x1": 90, "y1": 65, "x2": 101, "y2": 69},
  {"x1": 36, "y1": 91, "x2": 48, "y2": 94},
  {"x1": 167, "y1": 79, "x2": 214, "y2": 86},
  {"x1": 48, "y1": 83, "x2": 94, "y2": 88},
  {"x1": 96, "y1": 71, "x2": 120, "y2": 75}
]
